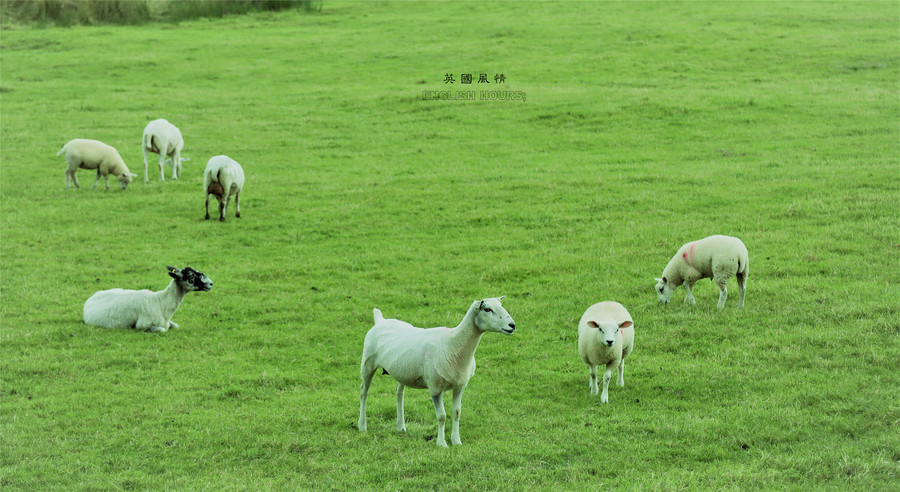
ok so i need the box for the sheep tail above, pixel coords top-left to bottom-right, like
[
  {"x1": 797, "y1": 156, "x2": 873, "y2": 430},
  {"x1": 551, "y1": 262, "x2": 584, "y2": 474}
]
[
  {"x1": 373, "y1": 308, "x2": 384, "y2": 324},
  {"x1": 56, "y1": 143, "x2": 67, "y2": 157}
]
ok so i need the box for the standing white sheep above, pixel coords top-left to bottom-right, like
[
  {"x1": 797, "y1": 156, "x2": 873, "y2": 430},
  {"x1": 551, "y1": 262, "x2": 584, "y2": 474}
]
[
  {"x1": 57, "y1": 139, "x2": 136, "y2": 190},
  {"x1": 654, "y1": 234, "x2": 749, "y2": 309},
  {"x1": 577, "y1": 301, "x2": 634, "y2": 404},
  {"x1": 83, "y1": 266, "x2": 213, "y2": 333},
  {"x1": 203, "y1": 155, "x2": 244, "y2": 221},
  {"x1": 358, "y1": 297, "x2": 516, "y2": 447},
  {"x1": 142, "y1": 119, "x2": 185, "y2": 182}
]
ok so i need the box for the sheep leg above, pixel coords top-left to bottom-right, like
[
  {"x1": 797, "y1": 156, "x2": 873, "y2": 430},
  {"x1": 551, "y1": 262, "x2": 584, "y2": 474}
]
[
  {"x1": 167, "y1": 321, "x2": 179, "y2": 329},
  {"x1": 142, "y1": 147, "x2": 150, "y2": 183},
  {"x1": 149, "y1": 325, "x2": 168, "y2": 333},
  {"x1": 158, "y1": 152, "x2": 166, "y2": 181},
  {"x1": 716, "y1": 278, "x2": 728, "y2": 309},
  {"x1": 92, "y1": 170, "x2": 102, "y2": 190},
  {"x1": 450, "y1": 386, "x2": 466, "y2": 445},
  {"x1": 219, "y1": 197, "x2": 226, "y2": 222},
  {"x1": 358, "y1": 364, "x2": 376, "y2": 433},
  {"x1": 234, "y1": 190, "x2": 241, "y2": 218},
  {"x1": 172, "y1": 150, "x2": 181, "y2": 180},
  {"x1": 737, "y1": 273, "x2": 747, "y2": 308},
  {"x1": 600, "y1": 367, "x2": 613, "y2": 403},
  {"x1": 431, "y1": 392, "x2": 448, "y2": 447},
  {"x1": 205, "y1": 193, "x2": 211, "y2": 220},
  {"x1": 589, "y1": 365, "x2": 599, "y2": 395},
  {"x1": 66, "y1": 169, "x2": 79, "y2": 189},
  {"x1": 683, "y1": 281, "x2": 696, "y2": 305},
  {"x1": 395, "y1": 383, "x2": 407, "y2": 432},
  {"x1": 617, "y1": 359, "x2": 625, "y2": 387}
]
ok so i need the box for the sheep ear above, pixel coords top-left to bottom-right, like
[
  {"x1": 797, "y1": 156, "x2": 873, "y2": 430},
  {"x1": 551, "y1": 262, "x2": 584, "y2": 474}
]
[
  {"x1": 655, "y1": 278, "x2": 663, "y2": 282},
  {"x1": 498, "y1": 295, "x2": 505, "y2": 301},
  {"x1": 167, "y1": 265, "x2": 180, "y2": 279},
  {"x1": 587, "y1": 321, "x2": 599, "y2": 328},
  {"x1": 619, "y1": 321, "x2": 633, "y2": 329}
]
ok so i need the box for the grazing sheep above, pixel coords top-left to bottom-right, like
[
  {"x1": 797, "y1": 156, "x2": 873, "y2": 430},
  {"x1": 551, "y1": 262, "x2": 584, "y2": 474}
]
[
  {"x1": 57, "y1": 139, "x2": 136, "y2": 190},
  {"x1": 142, "y1": 119, "x2": 185, "y2": 182},
  {"x1": 577, "y1": 301, "x2": 634, "y2": 404},
  {"x1": 83, "y1": 266, "x2": 213, "y2": 333},
  {"x1": 358, "y1": 297, "x2": 516, "y2": 447},
  {"x1": 203, "y1": 155, "x2": 244, "y2": 221},
  {"x1": 655, "y1": 234, "x2": 749, "y2": 309}
]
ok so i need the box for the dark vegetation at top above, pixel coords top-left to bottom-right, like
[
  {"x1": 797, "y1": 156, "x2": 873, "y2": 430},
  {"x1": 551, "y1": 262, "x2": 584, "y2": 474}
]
[{"x1": 1, "y1": 0, "x2": 322, "y2": 26}]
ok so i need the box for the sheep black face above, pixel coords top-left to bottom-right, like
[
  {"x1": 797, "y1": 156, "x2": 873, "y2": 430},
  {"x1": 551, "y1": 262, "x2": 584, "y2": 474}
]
[
  {"x1": 475, "y1": 296, "x2": 516, "y2": 335},
  {"x1": 167, "y1": 266, "x2": 213, "y2": 292}
]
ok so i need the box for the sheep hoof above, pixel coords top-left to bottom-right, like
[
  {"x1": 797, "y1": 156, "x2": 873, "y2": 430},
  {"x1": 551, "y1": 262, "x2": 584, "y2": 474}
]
[
  {"x1": 219, "y1": 217, "x2": 225, "y2": 222},
  {"x1": 204, "y1": 214, "x2": 210, "y2": 220}
]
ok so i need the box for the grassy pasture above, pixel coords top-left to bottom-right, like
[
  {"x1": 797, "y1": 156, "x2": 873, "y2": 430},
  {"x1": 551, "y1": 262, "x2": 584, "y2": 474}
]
[{"x1": 1, "y1": 1, "x2": 898, "y2": 489}]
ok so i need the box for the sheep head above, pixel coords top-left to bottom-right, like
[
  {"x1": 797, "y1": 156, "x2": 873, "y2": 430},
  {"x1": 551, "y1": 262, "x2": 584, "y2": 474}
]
[
  {"x1": 474, "y1": 296, "x2": 516, "y2": 335},
  {"x1": 586, "y1": 319, "x2": 632, "y2": 347},
  {"x1": 167, "y1": 265, "x2": 213, "y2": 292},
  {"x1": 654, "y1": 277, "x2": 674, "y2": 305}
]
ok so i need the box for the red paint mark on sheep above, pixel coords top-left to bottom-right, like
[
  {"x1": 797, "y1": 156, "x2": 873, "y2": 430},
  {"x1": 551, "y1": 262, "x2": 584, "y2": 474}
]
[{"x1": 683, "y1": 242, "x2": 696, "y2": 266}]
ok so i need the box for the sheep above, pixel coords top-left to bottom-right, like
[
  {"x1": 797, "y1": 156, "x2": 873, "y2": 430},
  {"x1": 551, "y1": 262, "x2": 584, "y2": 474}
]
[
  {"x1": 142, "y1": 119, "x2": 185, "y2": 182},
  {"x1": 83, "y1": 265, "x2": 213, "y2": 333},
  {"x1": 654, "y1": 234, "x2": 749, "y2": 309},
  {"x1": 203, "y1": 155, "x2": 244, "y2": 221},
  {"x1": 57, "y1": 139, "x2": 137, "y2": 190},
  {"x1": 577, "y1": 301, "x2": 634, "y2": 404},
  {"x1": 358, "y1": 297, "x2": 516, "y2": 447}
]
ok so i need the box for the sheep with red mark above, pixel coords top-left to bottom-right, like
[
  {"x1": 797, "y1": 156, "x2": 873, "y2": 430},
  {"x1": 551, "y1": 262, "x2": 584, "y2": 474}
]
[
  {"x1": 654, "y1": 234, "x2": 749, "y2": 309},
  {"x1": 578, "y1": 301, "x2": 634, "y2": 403},
  {"x1": 142, "y1": 119, "x2": 185, "y2": 182},
  {"x1": 57, "y1": 139, "x2": 136, "y2": 190},
  {"x1": 358, "y1": 297, "x2": 516, "y2": 447}
]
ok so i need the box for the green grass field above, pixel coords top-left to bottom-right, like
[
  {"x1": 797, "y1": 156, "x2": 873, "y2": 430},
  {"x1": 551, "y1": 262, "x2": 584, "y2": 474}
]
[{"x1": 1, "y1": 1, "x2": 898, "y2": 489}]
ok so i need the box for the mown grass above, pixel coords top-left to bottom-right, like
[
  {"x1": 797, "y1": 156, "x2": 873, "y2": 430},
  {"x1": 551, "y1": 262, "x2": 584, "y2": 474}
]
[{"x1": 1, "y1": 1, "x2": 898, "y2": 490}]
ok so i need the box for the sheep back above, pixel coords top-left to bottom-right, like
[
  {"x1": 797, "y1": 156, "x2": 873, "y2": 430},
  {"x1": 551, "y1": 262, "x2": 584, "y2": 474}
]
[
  {"x1": 666, "y1": 235, "x2": 748, "y2": 280},
  {"x1": 142, "y1": 119, "x2": 184, "y2": 156},
  {"x1": 83, "y1": 288, "x2": 155, "y2": 329},
  {"x1": 59, "y1": 139, "x2": 129, "y2": 175},
  {"x1": 363, "y1": 320, "x2": 468, "y2": 390}
]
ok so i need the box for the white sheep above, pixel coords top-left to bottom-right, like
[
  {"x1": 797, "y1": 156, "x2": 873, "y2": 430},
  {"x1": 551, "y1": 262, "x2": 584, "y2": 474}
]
[
  {"x1": 57, "y1": 139, "x2": 137, "y2": 190},
  {"x1": 83, "y1": 266, "x2": 213, "y2": 333},
  {"x1": 142, "y1": 119, "x2": 185, "y2": 182},
  {"x1": 654, "y1": 234, "x2": 749, "y2": 309},
  {"x1": 203, "y1": 155, "x2": 244, "y2": 221},
  {"x1": 577, "y1": 301, "x2": 634, "y2": 404},
  {"x1": 358, "y1": 297, "x2": 516, "y2": 447}
]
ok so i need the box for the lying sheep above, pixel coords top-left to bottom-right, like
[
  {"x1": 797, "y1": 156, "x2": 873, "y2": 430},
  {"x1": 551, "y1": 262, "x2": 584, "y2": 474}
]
[
  {"x1": 577, "y1": 301, "x2": 634, "y2": 404},
  {"x1": 142, "y1": 119, "x2": 185, "y2": 182},
  {"x1": 83, "y1": 266, "x2": 213, "y2": 333},
  {"x1": 203, "y1": 155, "x2": 244, "y2": 221},
  {"x1": 655, "y1": 234, "x2": 749, "y2": 309},
  {"x1": 358, "y1": 297, "x2": 516, "y2": 447},
  {"x1": 57, "y1": 139, "x2": 136, "y2": 190}
]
